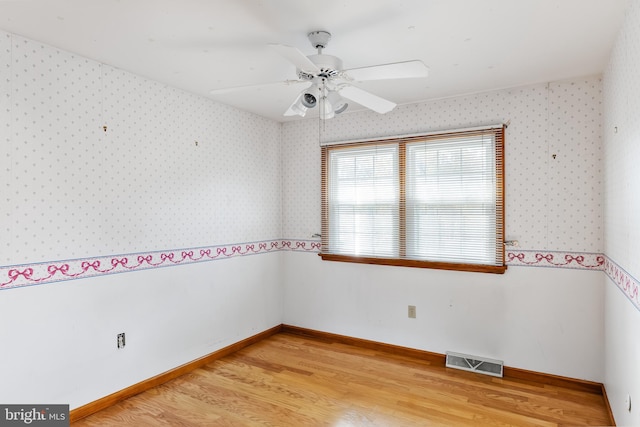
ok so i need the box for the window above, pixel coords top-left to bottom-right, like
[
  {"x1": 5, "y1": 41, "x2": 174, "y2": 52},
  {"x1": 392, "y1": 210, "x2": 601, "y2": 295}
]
[{"x1": 320, "y1": 126, "x2": 506, "y2": 274}]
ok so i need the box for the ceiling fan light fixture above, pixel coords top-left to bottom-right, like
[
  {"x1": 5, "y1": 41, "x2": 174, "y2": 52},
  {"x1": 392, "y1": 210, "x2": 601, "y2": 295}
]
[
  {"x1": 301, "y1": 92, "x2": 317, "y2": 108},
  {"x1": 290, "y1": 102, "x2": 308, "y2": 117},
  {"x1": 320, "y1": 96, "x2": 335, "y2": 120},
  {"x1": 284, "y1": 93, "x2": 308, "y2": 117},
  {"x1": 327, "y1": 90, "x2": 348, "y2": 114},
  {"x1": 334, "y1": 102, "x2": 348, "y2": 114}
]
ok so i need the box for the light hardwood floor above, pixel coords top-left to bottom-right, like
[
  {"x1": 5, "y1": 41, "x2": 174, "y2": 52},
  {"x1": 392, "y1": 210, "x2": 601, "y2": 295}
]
[{"x1": 73, "y1": 332, "x2": 613, "y2": 426}]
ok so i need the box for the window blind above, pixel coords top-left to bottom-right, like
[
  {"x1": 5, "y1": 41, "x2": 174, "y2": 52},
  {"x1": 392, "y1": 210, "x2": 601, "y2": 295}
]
[
  {"x1": 321, "y1": 126, "x2": 505, "y2": 274},
  {"x1": 327, "y1": 144, "x2": 399, "y2": 257},
  {"x1": 405, "y1": 134, "x2": 497, "y2": 265}
]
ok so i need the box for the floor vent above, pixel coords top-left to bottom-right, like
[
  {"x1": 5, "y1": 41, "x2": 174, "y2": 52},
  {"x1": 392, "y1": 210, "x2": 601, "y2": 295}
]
[{"x1": 445, "y1": 351, "x2": 503, "y2": 377}]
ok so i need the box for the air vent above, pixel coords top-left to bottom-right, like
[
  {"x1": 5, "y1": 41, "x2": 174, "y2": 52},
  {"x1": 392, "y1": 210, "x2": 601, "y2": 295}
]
[{"x1": 445, "y1": 351, "x2": 503, "y2": 377}]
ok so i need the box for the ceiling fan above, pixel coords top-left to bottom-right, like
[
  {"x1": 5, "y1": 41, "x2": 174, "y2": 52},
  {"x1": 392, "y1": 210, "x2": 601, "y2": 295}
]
[{"x1": 210, "y1": 31, "x2": 429, "y2": 119}]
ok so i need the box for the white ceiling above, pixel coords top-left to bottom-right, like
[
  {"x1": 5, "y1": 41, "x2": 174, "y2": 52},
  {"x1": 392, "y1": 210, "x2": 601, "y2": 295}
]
[{"x1": 0, "y1": 0, "x2": 630, "y2": 122}]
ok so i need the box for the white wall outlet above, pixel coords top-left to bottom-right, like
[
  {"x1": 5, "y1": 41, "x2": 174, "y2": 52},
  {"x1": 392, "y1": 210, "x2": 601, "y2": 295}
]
[
  {"x1": 408, "y1": 305, "x2": 416, "y2": 319},
  {"x1": 117, "y1": 332, "x2": 126, "y2": 349}
]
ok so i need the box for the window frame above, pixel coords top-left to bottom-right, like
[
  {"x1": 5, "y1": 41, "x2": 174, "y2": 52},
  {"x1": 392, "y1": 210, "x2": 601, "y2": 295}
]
[{"x1": 320, "y1": 126, "x2": 506, "y2": 274}]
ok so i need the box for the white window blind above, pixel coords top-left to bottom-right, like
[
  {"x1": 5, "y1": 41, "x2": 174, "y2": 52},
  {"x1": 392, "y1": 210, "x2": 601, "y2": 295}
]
[
  {"x1": 321, "y1": 126, "x2": 505, "y2": 273},
  {"x1": 405, "y1": 135, "x2": 497, "y2": 265},
  {"x1": 327, "y1": 144, "x2": 399, "y2": 257}
]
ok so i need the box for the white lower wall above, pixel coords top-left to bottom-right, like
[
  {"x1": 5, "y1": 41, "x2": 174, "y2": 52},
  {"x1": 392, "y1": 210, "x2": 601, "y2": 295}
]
[
  {"x1": 0, "y1": 252, "x2": 283, "y2": 409},
  {"x1": 604, "y1": 280, "x2": 640, "y2": 426},
  {"x1": 283, "y1": 251, "x2": 604, "y2": 382}
]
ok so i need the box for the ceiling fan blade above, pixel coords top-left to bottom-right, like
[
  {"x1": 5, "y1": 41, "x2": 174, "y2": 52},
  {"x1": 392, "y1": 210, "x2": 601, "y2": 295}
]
[
  {"x1": 344, "y1": 60, "x2": 429, "y2": 82},
  {"x1": 210, "y1": 79, "x2": 306, "y2": 95},
  {"x1": 340, "y1": 85, "x2": 397, "y2": 114},
  {"x1": 268, "y1": 44, "x2": 320, "y2": 74}
]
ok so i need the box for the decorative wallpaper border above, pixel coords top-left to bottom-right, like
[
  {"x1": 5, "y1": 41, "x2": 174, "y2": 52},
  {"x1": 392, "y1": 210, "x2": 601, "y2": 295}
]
[
  {"x1": 3, "y1": 243, "x2": 637, "y2": 310},
  {"x1": 603, "y1": 256, "x2": 640, "y2": 312},
  {"x1": 0, "y1": 239, "x2": 321, "y2": 291},
  {"x1": 505, "y1": 250, "x2": 605, "y2": 270}
]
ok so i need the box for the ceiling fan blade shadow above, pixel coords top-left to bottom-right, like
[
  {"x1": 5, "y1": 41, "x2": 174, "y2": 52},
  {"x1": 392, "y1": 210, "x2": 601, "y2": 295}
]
[
  {"x1": 269, "y1": 44, "x2": 320, "y2": 74},
  {"x1": 344, "y1": 60, "x2": 429, "y2": 82},
  {"x1": 340, "y1": 85, "x2": 396, "y2": 114},
  {"x1": 210, "y1": 79, "x2": 306, "y2": 95}
]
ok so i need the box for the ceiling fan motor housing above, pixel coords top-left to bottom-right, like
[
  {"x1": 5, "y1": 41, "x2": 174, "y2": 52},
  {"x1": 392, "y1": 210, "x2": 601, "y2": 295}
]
[{"x1": 298, "y1": 54, "x2": 343, "y2": 80}]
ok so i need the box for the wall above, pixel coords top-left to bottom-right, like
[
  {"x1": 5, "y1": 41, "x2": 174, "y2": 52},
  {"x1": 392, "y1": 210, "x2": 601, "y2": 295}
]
[
  {"x1": 0, "y1": 31, "x2": 283, "y2": 408},
  {"x1": 603, "y1": 0, "x2": 640, "y2": 424},
  {"x1": 282, "y1": 76, "x2": 606, "y2": 382}
]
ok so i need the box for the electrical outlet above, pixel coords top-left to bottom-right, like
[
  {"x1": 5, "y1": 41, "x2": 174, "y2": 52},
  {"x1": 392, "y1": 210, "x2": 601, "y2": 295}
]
[
  {"x1": 117, "y1": 333, "x2": 125, "y2": 349},
  {"x1": 408, "y1": 305, "x2": 416, "y2": 318}
]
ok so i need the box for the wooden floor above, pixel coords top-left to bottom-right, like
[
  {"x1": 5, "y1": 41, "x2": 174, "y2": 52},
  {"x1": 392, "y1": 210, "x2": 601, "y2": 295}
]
[{"x1": 73, "y1": 332, "x2": 613, "y2": 426}]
